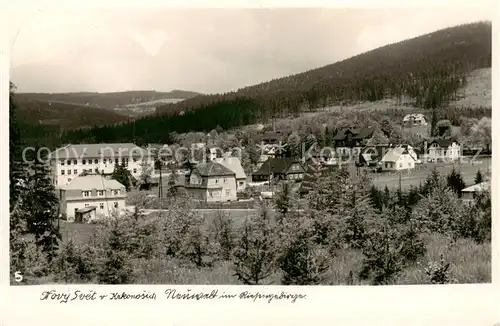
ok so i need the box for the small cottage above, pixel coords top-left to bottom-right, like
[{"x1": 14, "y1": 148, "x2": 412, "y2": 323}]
[
  {"x1": 252, "y1": 157, "x2": 305, "y2": 182},
  {"x1": 379, "y1": 147, "x2": 416, "y2": 171}
]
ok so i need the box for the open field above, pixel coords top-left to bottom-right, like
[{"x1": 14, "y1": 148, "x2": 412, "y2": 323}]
[{"x1": 371, "y1": 156, "x2": 491, "y2": 190}]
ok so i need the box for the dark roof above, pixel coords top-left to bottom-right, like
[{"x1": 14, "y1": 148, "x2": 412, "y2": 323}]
[
  {"x1": 429, "y1": 138, "x2": 460, "y2": 148},
  {"x1": 194, "y1": 161, "x2": 235, "y2": 177},
  {"x1": 333, "y1": 127, "x2": 375, "y2": 141},
  {"x1": 253, "y1": 157, "x2": 304, "y2": 176},
  {"x1": 76, "y1": 206, "x2": 97, "y2": 214}
]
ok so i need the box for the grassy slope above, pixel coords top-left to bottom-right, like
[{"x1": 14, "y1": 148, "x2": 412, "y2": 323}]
[{"x1": 52, "y1": 218, "x2": 489, "y2": 285}]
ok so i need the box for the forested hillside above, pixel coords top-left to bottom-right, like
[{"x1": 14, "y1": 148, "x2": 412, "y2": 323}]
[
  {"x1": 157, "y1": 22, "x2": 491, "y2": 117},
  {"x1": 21, "y1": 21, "x2": 491, "y2": 148}
]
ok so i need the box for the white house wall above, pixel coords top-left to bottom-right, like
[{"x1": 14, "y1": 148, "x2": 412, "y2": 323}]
[
  {"x1": 65, "y1": 198, "x2": 126, "y2": 221},
  {"x1": 51, "y1": 156, "x2": 155, "y2": 188}
]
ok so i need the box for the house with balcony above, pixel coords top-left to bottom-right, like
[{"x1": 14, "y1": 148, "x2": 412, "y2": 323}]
[
  {"x1": 49, "y1": 143, "x2": 155, "y2": 188},
  {"x1": 58, "y1": 174, "x2": 127, "y2": 222}
]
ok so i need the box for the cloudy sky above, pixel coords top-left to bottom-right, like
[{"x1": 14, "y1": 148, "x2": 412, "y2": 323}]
[{"x1": 8, "y1": 6, "x2": 492, "y2": 94}]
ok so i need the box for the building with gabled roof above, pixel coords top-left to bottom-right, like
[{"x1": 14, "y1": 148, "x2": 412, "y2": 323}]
[
  {"x1": 214, "y1": 156, "x2": 247, "y2": 192},
  {"x1": 379, "y1": 147, "x2": 416, "y2": 171},
  {"x1": 426, "y1": 138, "x2": 461, "y2": 162},
  {"x1": 184, "y1": 161, "x2": 237, "y2": 202},
  {"x1": 59, "y1": 174, "x2": 127, "y2": 222},
  {"x1": 252, "y1": 157, "x2": 305, "y2": 182}
]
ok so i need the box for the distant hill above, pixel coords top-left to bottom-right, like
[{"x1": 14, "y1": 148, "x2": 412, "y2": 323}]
[
  {"x1": 14, "y1": 98, "x2": 129, "y2": 129},
  {"x1": 16, "y1": 90, "x2": 201, "y2": 110},
  {"x1": 157, "y1": 21, "x2": 491, "y2": 116}
]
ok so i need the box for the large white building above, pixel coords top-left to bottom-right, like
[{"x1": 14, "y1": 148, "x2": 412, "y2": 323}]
[
  {"x1": 58, "y1": 174, "x2": 127, "y2": 222},
  {"x1": 50, "y1": 143, "x2": 155, "y2": 188}
]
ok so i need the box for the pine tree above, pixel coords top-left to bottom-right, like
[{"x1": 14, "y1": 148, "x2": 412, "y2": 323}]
[
  {"x1": 279, "y1": 231, "x2": 330, "y2": 285},
  {"x1": 446, "y1": 167, "x2": 466, "y2": 198},
  {"x1": 274, "y1": 181, "x2": 297, "y2": 223},
  {"x1": 209, "y1": 210, "x2": 235, "y2": 261},
  {"x1": 112, "y1": 163, "x2": 131, "y2": 191},
  {"x1": 474, "y1": 169, "x2": 484, "y2": 184},
  {"x1": 22, "y1": 149, "x2": 61, "y2": 262},
  {"x1": 97, "y1": 216, "x2": 134, "y2": 284},
  {"x1": 232, "y1": 202, "x2": 277, "y2": 285}
]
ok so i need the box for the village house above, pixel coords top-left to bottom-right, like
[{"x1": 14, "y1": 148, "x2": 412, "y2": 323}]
[
  {"x1": 333, "y1": 127, "x2": 375, "y2": 162},
  {"x1": 214, "y1": 156, "x2": 247, "y2": 192},
  {"x1": 58, "y1": 174, "x2": 127, "y2": 222},
  {"x1": 379, "y1": 147, "x2": 417, "y2": 171},
  {"x1": 50, "y1": 143, "x2": 155, "y2": 188},
  {"x1": 402, "y1": 113, "x2": 427, "y2": 127},
  {"x1": 184, "y1": 161, "x2": 237, "y2": 202},
  {"x1": 252, "y1": 157, "x2": 305, "y2": 182},
  {"x1": 425, "y1": 139, "x2": 461, "y2": 162},
  {"x1": 461, "y1": 181, "x2": 490, "y2": 202},
  {"x1": 259, "y1": 131, "x2": 285, "y2": 145}
]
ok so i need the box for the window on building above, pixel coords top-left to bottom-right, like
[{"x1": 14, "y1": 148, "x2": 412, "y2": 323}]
[
  {"x1": 68, "y1": 169, "x2": 71, "y2": 175},
  {"x1": 103, "y1": 159, "x2": 107, "y2": 164},
  {"x1": 94, "y1": 159, "x2": 98, "y2": 164},
  {"x1": 239, "y1": 181, "x2": 244, "y2": 186},
  {"x1": 74, "y1": 169, "x2": 77, "y2": 174},
  {"x1": 97, "y1": 190, "x2": 104, "y2": 196},
  {"x1": 95, "y1": 168, "x2": 99, "y2": 173},
  {"x1": 133, "y1": 158, "x2": 137, "y2": 162},
  {"x1": 114, "y1": 202, "x2": 118, "y2": 208},
  {"x1": 223, "y1": 178, "x2": 227, "y2": 183},
  {"x1": 85, "y1": 203, "x2": 89, "y2": 207},
  {"x1": 113, "y1": 190, "x2": 120, "y2": 196},
  {"x1": 215, "y1": 179, "x2": 219, "y2": 184},
  {"x1": 67, "y1": 160, "x2": 71, "y2": 165},
  {"x1": 60, "y1": 160, "x2": 65, "y2": 165},
  {"x1": 82, "y1": 159, "x2": 86, "y2": 165},
  {"x1": 133, "y1": 168, "x2": 137, "y2": 173},
  {"x1": 82, "y1": 191, "x2": 90, "y2": 197},
  {"x1": 61, "y1": 170, "x2": 65, "y2": 175},
  {"x1": 99, "y1": 203, "x2": 104, "y2": 209},
  {"x1": 73, "y1": 160, "x2": 77, "y2": 165}
]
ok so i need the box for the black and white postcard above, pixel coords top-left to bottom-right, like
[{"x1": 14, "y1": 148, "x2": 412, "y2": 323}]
[{"x1": 1, "y1": 1, "x2": 498, "y2": 325}]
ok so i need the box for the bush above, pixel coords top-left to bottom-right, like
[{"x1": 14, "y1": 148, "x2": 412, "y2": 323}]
[{"x1": 424, "y1": 253, "x2": 454, "y2": 284}]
